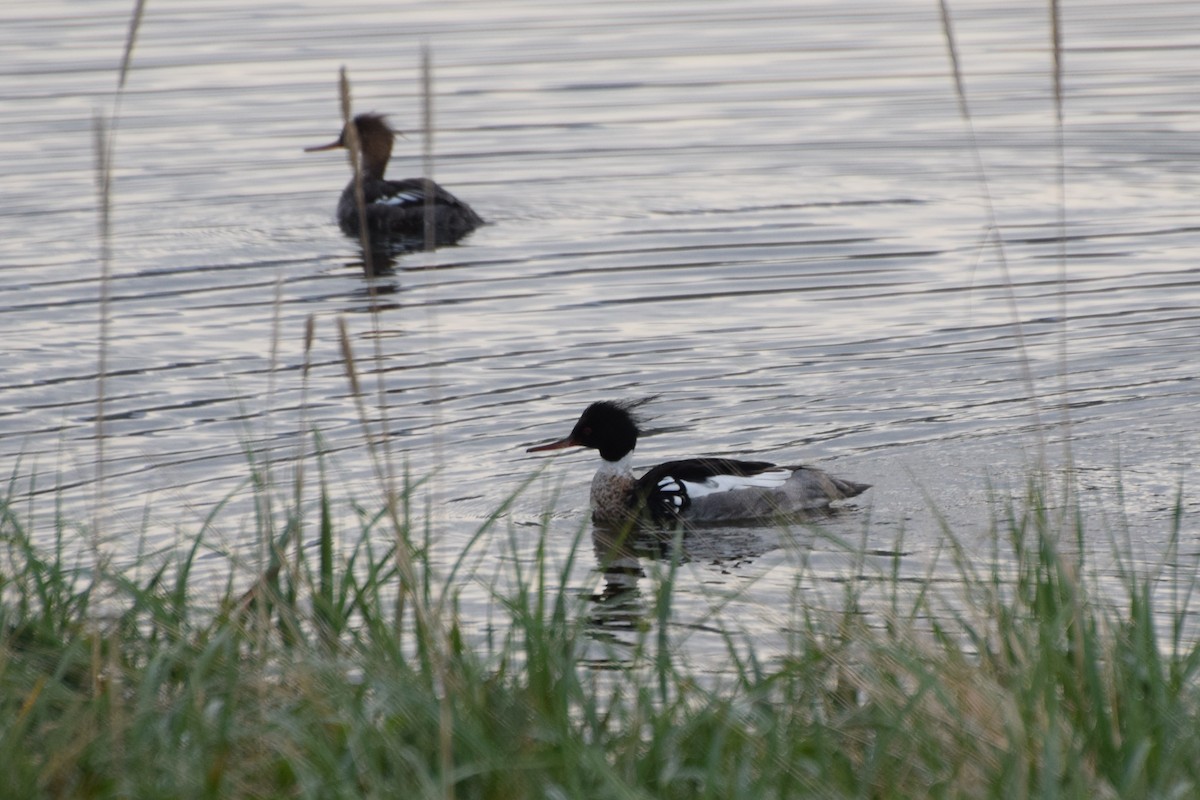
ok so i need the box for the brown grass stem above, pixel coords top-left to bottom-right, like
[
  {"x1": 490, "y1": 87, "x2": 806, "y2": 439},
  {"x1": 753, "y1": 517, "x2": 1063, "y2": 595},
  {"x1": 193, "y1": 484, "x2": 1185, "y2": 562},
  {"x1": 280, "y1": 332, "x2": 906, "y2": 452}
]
[
  {"x1": 1049, "y1": 0, "x2": 1075, "y2": 489},
  {"x1": 335, "y1": 68, "x2": 398, "y2": 483},
  {"x1": 422, "y1": 46, "x2": 437, "y2": 253},
  {"x1": 337, "y1": 68, "x2": 376, "y2": 279},
  {"x1": 417, "y1": 44, "x2": 447, "y2": 529},
  {"x1": 335, "y1": 316, "x2": 455, "y2": 799},
  {"x1": 294, "y1": 314, "x2": 316, "y2": 590},
  {"x1": 117, "y1": 0, "x2": 147, "y2": 92},
  {"x1": 415, "y1": 48, "x2": 454, "y2": 797},
  {"x1": 84, "y1": 0, "x2": 150, "y2": 766},
  {"x1": 938, "y1": 0, "x2": 1046, "y2": 473},
  {"x1": 91, "y1": 114, "x2": 111, "y2": 565}
]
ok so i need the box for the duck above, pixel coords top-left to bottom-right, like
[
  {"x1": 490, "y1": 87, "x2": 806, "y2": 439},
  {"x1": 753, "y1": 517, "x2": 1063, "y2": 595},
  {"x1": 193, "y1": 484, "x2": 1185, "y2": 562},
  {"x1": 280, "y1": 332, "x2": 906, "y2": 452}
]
[
  {"x1": 305, "y1": 113, "x2": 483, "y2": 247},
  {"x1": 526, "y1": 400, "x2": 870, "y2": 525}
]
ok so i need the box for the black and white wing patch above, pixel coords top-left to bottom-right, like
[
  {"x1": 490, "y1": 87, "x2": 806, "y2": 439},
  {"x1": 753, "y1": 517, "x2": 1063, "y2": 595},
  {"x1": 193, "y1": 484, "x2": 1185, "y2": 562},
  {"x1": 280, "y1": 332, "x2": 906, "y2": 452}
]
[
  {"x1": 646, "y1": 474, "x2": 691, "y2": 521},
  {"x1": 369, "y1": 179, "x2": 427, "y2": 208},
  {"x1": 635, "y1": 458, "x2": 781, "y2": 523},
  {"x1": 373, "y1": 188, "x2": 425, "y2": 207}
]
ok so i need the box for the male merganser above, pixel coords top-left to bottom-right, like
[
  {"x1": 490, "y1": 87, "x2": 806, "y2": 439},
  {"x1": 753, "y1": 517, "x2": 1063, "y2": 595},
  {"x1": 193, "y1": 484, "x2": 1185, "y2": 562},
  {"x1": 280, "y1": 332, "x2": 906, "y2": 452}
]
[
  {"x1": 527, "y1": 401, "x2": 870, "y2": 524},
  {"x1": 306, "y1": 113, "x2": 483, "y2": 247}
]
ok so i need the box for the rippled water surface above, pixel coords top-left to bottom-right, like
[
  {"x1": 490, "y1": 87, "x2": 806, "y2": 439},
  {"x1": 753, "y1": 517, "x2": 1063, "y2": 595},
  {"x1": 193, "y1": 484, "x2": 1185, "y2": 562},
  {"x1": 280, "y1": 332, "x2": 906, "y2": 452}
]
[{"x1": 4, "y1": 0, "x2": 1199, "y2": 658}]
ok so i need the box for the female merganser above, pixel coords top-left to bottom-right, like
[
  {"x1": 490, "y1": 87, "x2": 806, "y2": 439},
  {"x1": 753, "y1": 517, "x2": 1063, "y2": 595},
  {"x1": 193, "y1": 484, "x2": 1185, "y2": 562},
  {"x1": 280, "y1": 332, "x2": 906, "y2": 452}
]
[
  {"x1": 527, "y1": 401, "x2": 870, "y2": 524},
  {"x1": 305, "y1": 113, "x2": 483, "y2": 247}
]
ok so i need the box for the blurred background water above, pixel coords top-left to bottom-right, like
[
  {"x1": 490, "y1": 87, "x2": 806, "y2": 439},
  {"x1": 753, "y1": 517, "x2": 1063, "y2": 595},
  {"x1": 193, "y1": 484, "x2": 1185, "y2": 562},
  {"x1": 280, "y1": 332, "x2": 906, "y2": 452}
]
[{"x1": 2, "y1": 0, "x2": 1198, "y2": 659}]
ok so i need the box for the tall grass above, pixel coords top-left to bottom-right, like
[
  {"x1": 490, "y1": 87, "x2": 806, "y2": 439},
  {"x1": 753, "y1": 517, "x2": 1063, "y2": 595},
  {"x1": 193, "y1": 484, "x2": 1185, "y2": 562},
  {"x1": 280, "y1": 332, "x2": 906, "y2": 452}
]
[
  {"x1": 13, "y1": 0, "x2": 1195, "y2": 797},
  {"x1": 3, "y1": 461, "x2": 1199, "y2": 797}
]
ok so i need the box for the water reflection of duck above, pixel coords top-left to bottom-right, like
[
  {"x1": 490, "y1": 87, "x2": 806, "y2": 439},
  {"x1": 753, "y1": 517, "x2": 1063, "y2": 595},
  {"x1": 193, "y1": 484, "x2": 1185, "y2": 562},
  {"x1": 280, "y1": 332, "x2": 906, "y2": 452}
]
[
  {"x1": 527, "y1": 400, "x2": 870, "y2": 525},
  {"x1": 305, "y1": 113, "x2": 483, "y2": 247},
  {"x1": 583, "y1": 522, "x2": 778, "y2": 662},
  {"x1": 587, "y1": 526, "x2": 646, "y2": 632}
]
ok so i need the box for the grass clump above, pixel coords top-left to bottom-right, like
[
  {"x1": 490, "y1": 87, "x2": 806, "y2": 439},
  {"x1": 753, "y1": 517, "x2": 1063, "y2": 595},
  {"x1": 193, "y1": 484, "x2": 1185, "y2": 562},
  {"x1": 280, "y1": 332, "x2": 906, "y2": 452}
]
[{"x1": 2, "y1": 468, "x2": 1199, "y2": 799}]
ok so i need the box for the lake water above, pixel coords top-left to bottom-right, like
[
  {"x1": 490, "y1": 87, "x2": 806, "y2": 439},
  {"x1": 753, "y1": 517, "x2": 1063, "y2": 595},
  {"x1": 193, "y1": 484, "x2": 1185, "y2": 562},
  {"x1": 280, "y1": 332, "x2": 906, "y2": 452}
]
[{"x1": 3, "y1": 0, "x2": 1198, "y2": 660}]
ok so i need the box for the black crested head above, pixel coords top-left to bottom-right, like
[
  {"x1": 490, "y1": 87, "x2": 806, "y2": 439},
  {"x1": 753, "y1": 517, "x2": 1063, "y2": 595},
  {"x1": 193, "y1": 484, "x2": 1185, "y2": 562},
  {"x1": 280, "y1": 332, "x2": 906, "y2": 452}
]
[
  {"x1": 526, "y1": 398, "x2": 655, "y2": 461},
  {"x1": 353, "y1": 112, "x2": 394, "y2": 137},
  {"x1": 571, "y1": 400, "x2": 641, "y2": 462}
]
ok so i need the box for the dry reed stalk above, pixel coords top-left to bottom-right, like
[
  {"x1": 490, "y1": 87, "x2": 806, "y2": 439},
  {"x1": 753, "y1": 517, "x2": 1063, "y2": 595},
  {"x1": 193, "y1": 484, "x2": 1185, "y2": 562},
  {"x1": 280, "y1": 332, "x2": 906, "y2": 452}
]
[
  {"x1": 418, "y1": 45, "x2": 447, "y2": 536},
  {"x1": 937, "y1": 0, "x2": 1046, "y2": 471},
  {"x1": 337, "y1": 68, "x2": 377, "y2": 278},
  {"x1": 85, "y1": 0, "x2": 148, "y2": 760},
  {"x1": 328, "y1": 55, "x2": 454, "y2": 799},
  {"x1": 335, "y1": 68, "x2": 401, "y2": 505},
  {"x1": 417, "y1": 50, "x2": 454, "y2": 799},
  {"x1": 1048, "y1": 0, "x2": 1075, "y2": 492}
]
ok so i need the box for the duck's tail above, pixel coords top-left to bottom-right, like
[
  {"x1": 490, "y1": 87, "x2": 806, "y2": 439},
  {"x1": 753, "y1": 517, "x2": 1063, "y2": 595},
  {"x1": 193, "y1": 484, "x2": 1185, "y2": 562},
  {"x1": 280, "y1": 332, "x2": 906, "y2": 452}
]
[{"x1": 786, "y1": 466, "x2": 871, "y2": 507}]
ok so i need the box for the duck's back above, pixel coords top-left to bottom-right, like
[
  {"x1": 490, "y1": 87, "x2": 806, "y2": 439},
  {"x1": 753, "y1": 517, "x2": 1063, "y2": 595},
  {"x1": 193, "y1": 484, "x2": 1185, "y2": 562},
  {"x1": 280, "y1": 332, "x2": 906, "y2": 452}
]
[
  {"x1": 337, "y1": 176, "x2": 483, "y2": 245},
  {"x1": 636, "y1": 459, "x2": 869, "y2": 523}
]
